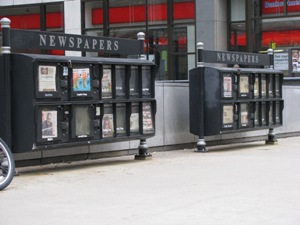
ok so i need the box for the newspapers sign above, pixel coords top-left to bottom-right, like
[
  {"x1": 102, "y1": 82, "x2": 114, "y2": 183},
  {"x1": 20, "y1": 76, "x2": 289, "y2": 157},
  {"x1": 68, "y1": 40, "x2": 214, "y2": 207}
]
[{"x1": 10, "y1": 29, "x2": 144, "y2": 55}]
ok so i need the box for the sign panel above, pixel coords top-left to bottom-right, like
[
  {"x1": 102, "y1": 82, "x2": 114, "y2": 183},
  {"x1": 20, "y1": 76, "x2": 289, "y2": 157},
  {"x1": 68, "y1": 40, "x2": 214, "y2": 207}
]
[
  {"x1": 10, "y1": 29, "x2": 144, "y2": 55},
  {"x1": 200, "y1": 49, "x2": 271, "y2": 66}
]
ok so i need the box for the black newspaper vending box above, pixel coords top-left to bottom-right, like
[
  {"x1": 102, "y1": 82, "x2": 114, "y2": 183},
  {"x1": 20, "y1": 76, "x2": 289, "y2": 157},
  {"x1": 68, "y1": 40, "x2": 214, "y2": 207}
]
[
  {"x1": 189, "y1": 66, "x2": 284, "y2": 148},
  {"x1": 189, "y1": 44, "x2": 284, "y2": 151},
  {"x1": 1, "y1": 54, "x2": 156, "y2": 153}
]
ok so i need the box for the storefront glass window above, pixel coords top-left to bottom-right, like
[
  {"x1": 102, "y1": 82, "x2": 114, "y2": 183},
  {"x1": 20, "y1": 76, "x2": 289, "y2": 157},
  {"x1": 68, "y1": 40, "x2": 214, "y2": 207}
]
[
  {"x1": 109, "y1": 0, "x2": 146, "y2": 27},
  {"x1": 287, "y1": 0, "x2": 300, "y2": 14},
  {"x1": 230, "y1": 23, "x2": 246, "y2": 51},
  {"x1": 173, "y1": 0, "x2": 195, "y2": 23},
  {"x1": 261, "y1": 0, "x2": 284, "y2": 16},
  {"x1": 0, "y1": 6, "x2": 41, "y2": 30},
  {"x1": 0, "y1": 3, "x2": 64, "y2": 54},
  {"x1": 231, "y1": 0, "x2": 245, "y2": 21},
  {"x1": 149, "y1": 0, "x2": 167, "y2": 25},
  {"x1": 83, "y1": 0, "x2": 195, "y2": 81},
  {"x1": 172, "y1": 25, "x2": 195, "y2": 80}
]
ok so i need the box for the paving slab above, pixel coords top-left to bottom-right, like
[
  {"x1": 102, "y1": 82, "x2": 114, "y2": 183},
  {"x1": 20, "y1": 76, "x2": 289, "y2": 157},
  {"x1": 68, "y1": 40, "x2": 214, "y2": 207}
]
[{"x1": 1, "y1": 137, "x2": 300, "y2": 225}]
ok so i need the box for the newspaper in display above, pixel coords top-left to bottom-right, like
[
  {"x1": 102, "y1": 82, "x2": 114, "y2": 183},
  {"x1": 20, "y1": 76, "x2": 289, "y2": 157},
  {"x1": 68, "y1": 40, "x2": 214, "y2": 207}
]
[
  {"x1": 102, "y1": 69, "x2": 112, "y2": 98},
  {"x1": 130, "y1": 113, "x2": 139, "y2": 132},
  {"x1": 239, "y1": 76, "x2": 249, "y2": 94},
  {"x1": 223, "y1": 76, "x2": 232, "y2": 98},
  {"x1": 38, "y1": 65, "x2": 57, "y2": 92},
  {"x1": 143, "y1": 103, "x2": 154, "y2": 132},
  {"x1": 41, "y1": 110, "x2": 57, "y2": 139},
  {"x1": 102, "y1": 114, "x2": 114, "y2": 138},
  {"x1": 223, "y1": 105, "x2": 233, "y2": 127}
]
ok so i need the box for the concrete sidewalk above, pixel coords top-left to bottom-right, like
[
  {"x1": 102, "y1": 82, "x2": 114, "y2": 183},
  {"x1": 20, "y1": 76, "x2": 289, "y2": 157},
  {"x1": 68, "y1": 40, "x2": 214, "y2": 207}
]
[{"x1": 1, "y1": 136, "x2": 300, "y2": 225}]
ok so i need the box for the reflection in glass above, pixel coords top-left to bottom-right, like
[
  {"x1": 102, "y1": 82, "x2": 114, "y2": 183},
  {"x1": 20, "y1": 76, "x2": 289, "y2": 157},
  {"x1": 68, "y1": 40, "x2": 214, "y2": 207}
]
[
  {"x1": 115, "y1": 65, "x2": 126, "y2": 97},
  {"x1": 268, "y1": 75, "x2": 273, "y2": 98},
  {"x1": 262, "y1": 103, "x2": 267, "y2": 126},
  {"x1": 130, "y1": 66, "x2": 139, "y2": 97},
  {"x1": 269, "y1": 102, "x2": 273, "y2": 125},
  {"x1": 75, "y1": 106, "x2": 91, "y2": 136},
  {"x1": 142, "y1": 66, "x2": 151, "y2": 96},
  {"x1": 275, "y1": 75, "x2": 280, "y2": 97},
  {"x1": 276, "y1": 102, "x2": 281, "y2": 123},
  {"x1": 116, "y1": 104, "x2": 126, "y2": 136},
  {"x1": 240, "y1": 103, "x2": 248, "y2": 127},
  {"x1": 261, "y1": 75, "x2": 267, "y2": 97},
  {"x1": 254, "y1": 103, "x2": 260, "y2": 126}
]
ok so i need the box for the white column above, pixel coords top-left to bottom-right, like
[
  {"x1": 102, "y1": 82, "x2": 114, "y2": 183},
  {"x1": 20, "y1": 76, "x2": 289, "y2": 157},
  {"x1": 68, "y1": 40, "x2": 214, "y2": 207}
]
[{"x1": 64, "y1": 0, "x2": 82, "y2": 56}]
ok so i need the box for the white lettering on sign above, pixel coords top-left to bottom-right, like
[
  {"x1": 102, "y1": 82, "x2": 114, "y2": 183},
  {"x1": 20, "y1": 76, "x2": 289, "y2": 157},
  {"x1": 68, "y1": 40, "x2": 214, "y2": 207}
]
[
  {"x1": 264, "y1": 0, "x2": 300, "y2": 8},
  {"x1": 216, "y1": 52, "x2": 259, "y2": 64},
  {"x1": 39, "y1": 34, "x2": 119, "y2": 52}
]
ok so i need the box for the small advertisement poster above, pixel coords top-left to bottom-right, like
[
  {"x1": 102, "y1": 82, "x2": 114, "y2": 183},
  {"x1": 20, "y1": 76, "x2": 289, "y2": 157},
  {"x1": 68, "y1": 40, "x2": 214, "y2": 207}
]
[
  {"x1": 102, "y1": 114, "x2": 114, "y2": 138},
  {"x1": 41, "y1": 110, "x2": 58, "y2": 139},
  {"x1": 72, "y1": 68, "x2": 91, "y2": 92},
  {"x1": 102, "y1": 69, "x2": 112, "y2": 98},
  {"x1": 291, "y1": 49, "x2": 300, "y2": 72},
  {"x1": 38, "y1": 65, "x2": 57, "y2": 92}
]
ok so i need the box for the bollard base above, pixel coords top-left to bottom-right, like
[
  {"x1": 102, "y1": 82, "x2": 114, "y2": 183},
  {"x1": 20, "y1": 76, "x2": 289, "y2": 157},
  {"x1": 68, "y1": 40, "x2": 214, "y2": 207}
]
[
  {"x1": 135, "y1": 139, "x2": 152, "y2": 160},
  {"x1": 195, "y1": 138, "x2": 208, "y2": 152},
  {"x1": 265, "y1": 128, "x2": 278, "y2": 145}
]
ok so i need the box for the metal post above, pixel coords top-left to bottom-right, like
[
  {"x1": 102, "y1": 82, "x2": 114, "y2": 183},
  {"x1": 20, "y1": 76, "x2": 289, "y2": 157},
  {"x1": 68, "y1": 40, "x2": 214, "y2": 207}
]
[
  {"x1": 195, "y1": 42, "x2": 207, "y2": 152},
  {"x1": 137, "y1": 32, "x2": 146, "y2": 60},
  {"x1": 0, "y1": 18, "x2": 12, "y2": 149},
  {"x1": 267, "y1": 48, "x2": 274, "y2": 69},
  {"x1": 135, "y1": 32, "x2": 152, "y2": 160},
  {"x1": 266, "y1": 48, "x2": 278, "y2": 145}
]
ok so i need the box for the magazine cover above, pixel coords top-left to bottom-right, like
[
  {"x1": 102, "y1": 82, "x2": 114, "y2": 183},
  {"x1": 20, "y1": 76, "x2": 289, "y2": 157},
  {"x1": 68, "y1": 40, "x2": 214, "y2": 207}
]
[
  {"x1": 38, "y1": 65, "x2": 57, "y2": 92},
  {"x1": 102, "y1": 68, "x2": 112, "y2": 98},
  {"x1": 72, "y1": 68, "x2": 91, "y2": 92},
  {"x1": 41, "y1": 110, "x2": 58, "y2": 139},
  {"x1": 102, "y1": 114, "x2": 114, "y2": 138}
]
